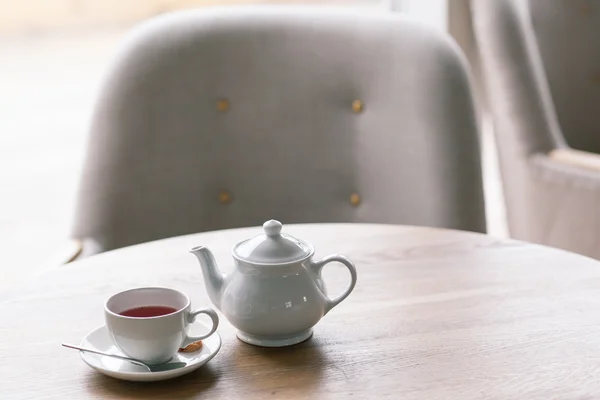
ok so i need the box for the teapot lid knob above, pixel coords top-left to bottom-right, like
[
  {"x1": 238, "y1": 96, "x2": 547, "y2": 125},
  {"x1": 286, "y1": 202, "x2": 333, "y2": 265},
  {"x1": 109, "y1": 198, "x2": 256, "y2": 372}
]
[
  {"x1": 234, "y1": 219, "x2": 312, "y2": 264},
  {"x1": 263, "y1": 219, "x2": 282, "y2": 238}
]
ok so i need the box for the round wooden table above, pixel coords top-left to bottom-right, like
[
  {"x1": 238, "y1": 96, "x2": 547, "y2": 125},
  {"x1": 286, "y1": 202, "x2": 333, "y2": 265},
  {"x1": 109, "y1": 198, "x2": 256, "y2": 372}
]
[{"x1": 2, "y1": 223, "x2": 600, "y2": 399}]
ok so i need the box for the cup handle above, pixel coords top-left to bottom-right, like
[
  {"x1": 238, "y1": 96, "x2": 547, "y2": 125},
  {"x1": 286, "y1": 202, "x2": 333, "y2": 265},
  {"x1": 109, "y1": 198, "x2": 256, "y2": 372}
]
[
  {"x1": 186, "y1": 308, "x2": 219, "y2": 341},
  {"x1": 310, "y1": 255, "x2": 357, "y2": 315}
]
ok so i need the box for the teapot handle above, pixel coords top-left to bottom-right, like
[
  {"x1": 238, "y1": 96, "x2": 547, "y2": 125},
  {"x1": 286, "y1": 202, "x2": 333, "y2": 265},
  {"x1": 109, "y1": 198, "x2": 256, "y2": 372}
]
[{"x1": 310, "y1": 255, "x2": 357, "y2": 315}]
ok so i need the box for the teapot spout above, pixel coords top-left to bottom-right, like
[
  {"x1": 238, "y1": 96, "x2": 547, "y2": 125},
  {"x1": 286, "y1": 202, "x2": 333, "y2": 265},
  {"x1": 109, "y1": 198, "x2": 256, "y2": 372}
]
[{"x1": 190, "y1": 246, "x2": 225, "y2": 310}]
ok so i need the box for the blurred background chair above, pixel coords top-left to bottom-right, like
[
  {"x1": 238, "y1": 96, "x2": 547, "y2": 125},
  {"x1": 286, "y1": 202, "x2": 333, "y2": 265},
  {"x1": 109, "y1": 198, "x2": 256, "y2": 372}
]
[
  {"x1": 472, "y1": 0, "x2": 600, "y2": 259},
  {"x1": 71, "y1": 6, "x2": 485, "y2": 256}
]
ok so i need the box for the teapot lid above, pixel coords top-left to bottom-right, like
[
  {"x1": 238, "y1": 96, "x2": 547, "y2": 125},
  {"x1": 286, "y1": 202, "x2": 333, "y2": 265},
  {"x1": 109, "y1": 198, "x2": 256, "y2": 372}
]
[{"x1": 234, "y1": 220, "x2": 313, "y2": 264}]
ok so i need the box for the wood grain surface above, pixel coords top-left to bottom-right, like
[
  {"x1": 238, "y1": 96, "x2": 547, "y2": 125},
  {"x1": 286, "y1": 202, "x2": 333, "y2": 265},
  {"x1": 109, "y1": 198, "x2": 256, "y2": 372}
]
[{"x1": 2, "y1": 223, "x2": 600, "y2": 399}]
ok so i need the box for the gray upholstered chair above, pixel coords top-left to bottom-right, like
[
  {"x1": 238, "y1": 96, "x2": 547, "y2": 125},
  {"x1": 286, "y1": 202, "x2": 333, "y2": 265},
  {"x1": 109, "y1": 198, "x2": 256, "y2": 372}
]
[
  {"x1": 71, "y1": 6, "x2": 485, "y2": 256},
  {"x1": 472, "y1": 0, "x2": 600, "y2": 259}
]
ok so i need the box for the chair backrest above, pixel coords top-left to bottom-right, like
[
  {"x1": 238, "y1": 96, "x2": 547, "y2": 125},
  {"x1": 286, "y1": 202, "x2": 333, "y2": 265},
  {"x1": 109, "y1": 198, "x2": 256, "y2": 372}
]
[
  {"x1": 472, "y1": 0, "x2": 600, "y2": 243},
  {"x1": 528, "y1": 0, "x2": 600, "y2": 153},
  {"x1": 472, "y1": 0, "x2": 566, "y2": 241},
  {"x1": 72, "y1": 6, "x2": 485, "y2": 253}
]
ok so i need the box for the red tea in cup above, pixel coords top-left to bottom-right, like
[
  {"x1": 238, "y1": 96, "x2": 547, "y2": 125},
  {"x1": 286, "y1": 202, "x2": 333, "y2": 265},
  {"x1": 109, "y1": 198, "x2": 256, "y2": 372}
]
[{"x1": 119, "y1": 306, "x2": 178, "y2": 318}]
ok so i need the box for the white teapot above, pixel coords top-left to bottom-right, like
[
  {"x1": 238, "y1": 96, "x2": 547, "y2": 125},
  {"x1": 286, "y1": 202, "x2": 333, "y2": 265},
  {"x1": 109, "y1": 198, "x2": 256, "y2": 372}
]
[{"x1": 190, "y1": 220, "x2": 357, "y2": 347}]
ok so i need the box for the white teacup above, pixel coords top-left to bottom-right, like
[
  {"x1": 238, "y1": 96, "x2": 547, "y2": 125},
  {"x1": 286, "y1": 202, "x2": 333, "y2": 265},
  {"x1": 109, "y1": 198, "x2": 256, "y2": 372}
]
[{"x1": 104, "y1": 287, "x2": 219, "y2": 365}]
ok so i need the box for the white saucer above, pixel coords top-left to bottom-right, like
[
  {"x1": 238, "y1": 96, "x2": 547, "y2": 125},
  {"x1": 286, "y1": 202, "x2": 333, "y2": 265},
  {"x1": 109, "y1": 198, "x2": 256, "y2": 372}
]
[{"x1": 79, "y1": 324, "x2": 222, "y2": 382}]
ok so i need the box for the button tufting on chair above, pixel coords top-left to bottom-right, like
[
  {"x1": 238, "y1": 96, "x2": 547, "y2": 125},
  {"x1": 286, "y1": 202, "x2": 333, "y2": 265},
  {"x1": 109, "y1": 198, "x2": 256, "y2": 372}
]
[
  {"x1": 70, "y1": 8, "x2": 486, "y2": 255},
  {"x1": 218, "y1": 191, "x2": 232, "y2": 205},
  {"x1": 351, "y1": 100, "x2": 363, "y2": 113},
  {"x1": 217, "y1": 99, "x2": 230, "y2": 112}
]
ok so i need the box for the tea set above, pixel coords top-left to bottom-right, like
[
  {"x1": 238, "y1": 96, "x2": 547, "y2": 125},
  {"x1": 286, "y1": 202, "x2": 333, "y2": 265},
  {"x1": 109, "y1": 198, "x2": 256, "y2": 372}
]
[{"x1": 64, "y1": 220, "x2": 358, "y2": 382}]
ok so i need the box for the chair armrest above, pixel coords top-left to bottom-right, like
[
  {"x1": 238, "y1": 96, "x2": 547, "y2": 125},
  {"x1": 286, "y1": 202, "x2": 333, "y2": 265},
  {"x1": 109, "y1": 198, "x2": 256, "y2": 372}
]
[
  {"x1": 532, "y1": 150, "x2": 600, "y2": 191},
  {"x1": 54, "y1": 239, "x2": 83, "y2": 265},
  {"x1": 526, "y1": 152, "x2": 600, "y2": 258},
  {"x1": 548, "y1": 148, "x2": 600, "y2": 172}
]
